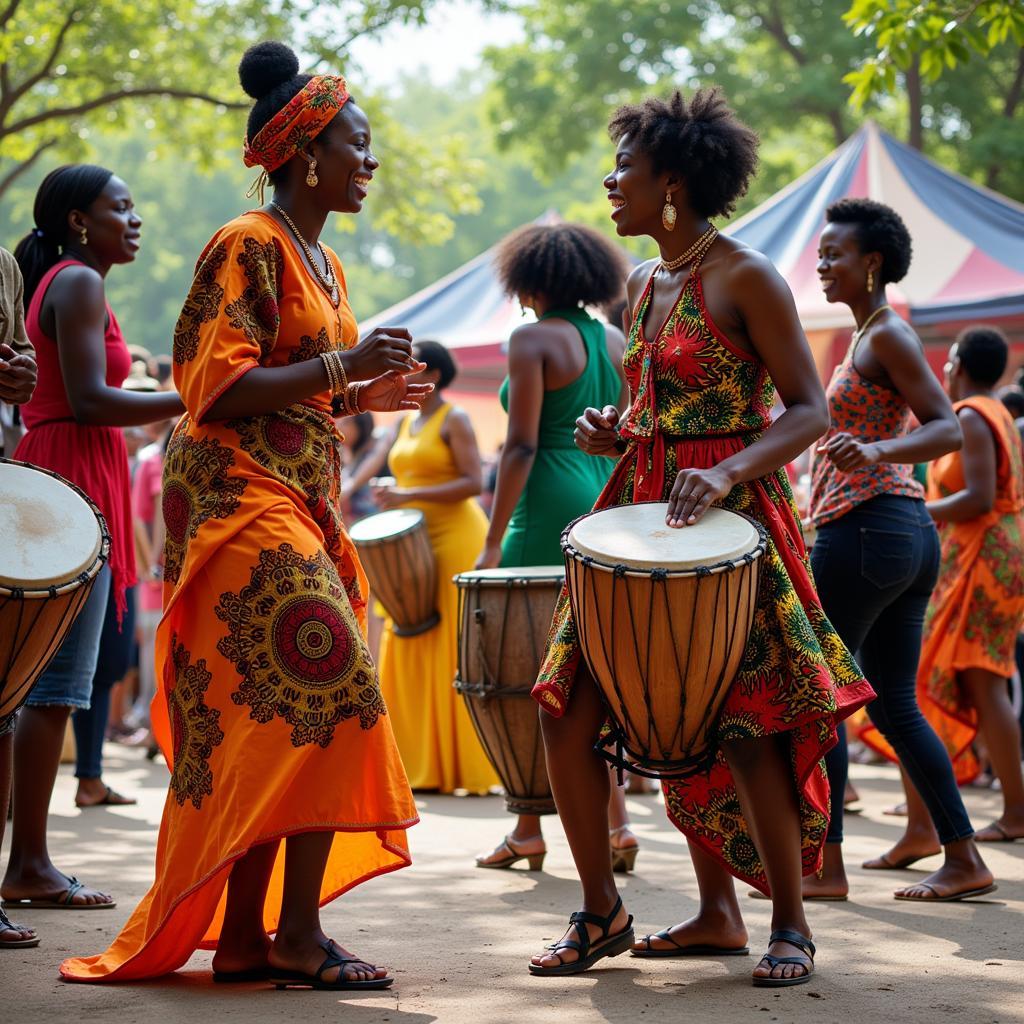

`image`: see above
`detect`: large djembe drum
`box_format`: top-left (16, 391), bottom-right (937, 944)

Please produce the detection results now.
top-left (0, 459), bottom-right (110, 731)
top-left (562, 502), bottom-right (767, 779)
top-left (350, 508), bottom-right (440, 636)
top-left (454, 567), bottom-right (564, 814)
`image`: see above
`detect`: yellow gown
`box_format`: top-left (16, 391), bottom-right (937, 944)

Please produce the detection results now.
top-left (377, 403), bottom-right (498, 793)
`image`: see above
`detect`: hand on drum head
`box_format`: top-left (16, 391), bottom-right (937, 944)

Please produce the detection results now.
top-left (667, 466), bottom-right (735, 527)
top-left (370, 478), bottom-right (407, 511)
top-left (474, 540), bottom-right (503, 570)
top-left (0, 344), bottom-right (37, 405)
top-left (574, 405), bottom-right (621, 457)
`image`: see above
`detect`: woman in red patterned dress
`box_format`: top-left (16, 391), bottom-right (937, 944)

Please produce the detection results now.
top-left (527, 90), bottom-right (873, 988)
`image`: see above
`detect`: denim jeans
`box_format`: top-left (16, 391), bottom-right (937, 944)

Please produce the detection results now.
top-left (811, 495), bottom-right (974, 846)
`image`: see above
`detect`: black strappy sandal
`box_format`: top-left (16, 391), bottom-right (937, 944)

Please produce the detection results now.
top-left (528, 896), bottom-right (635, 976)
top-left (269, 940), bottom-right (394, 990)
top-left (752, 929), bottom-right (815, 988)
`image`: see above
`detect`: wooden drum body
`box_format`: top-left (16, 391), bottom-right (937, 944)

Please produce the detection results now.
top-left (350, 509), bottom-right (440, 637)
top-left (454, 567), bottom-right (563, 814)
top-left (563, 503), bottom-right (766, 779)
top-left (0, 459), bottom-right (110, 726)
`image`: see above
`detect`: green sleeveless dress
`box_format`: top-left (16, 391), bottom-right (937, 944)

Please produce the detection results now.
top-left (498, 307), bottom-right (621, 567)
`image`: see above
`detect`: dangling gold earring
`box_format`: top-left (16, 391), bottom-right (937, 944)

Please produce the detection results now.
top-left (866, 269), bottom-right (874, 293)
top-left (306, 157), bottom-right (319, 188)
top-left (79, 227), bottom-right (88, 246)
top-left (662, 192), bottom-right (677, 231)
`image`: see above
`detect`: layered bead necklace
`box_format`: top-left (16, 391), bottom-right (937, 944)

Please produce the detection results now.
top-left (660, 224), bottom-right (718, 273)
top-left (271, 201), bottom-right (339, 305)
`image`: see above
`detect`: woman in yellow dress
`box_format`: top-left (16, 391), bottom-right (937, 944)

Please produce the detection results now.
top-left (371, 342), bottom-right (498, 793)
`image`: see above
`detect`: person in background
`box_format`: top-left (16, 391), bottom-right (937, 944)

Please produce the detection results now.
top-left (2, 164), bottom-right (182, 914)
top-left (997, 384), bottom-right (1024, 449)
top-left (474, 221), bottom-right (641, 873)
top-left (0, 246), bottom-right (39, 950)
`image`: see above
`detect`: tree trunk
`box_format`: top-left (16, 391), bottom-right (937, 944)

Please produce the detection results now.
top-left (987, 49), bottom-right (1024, 189)
top-left (906, 59), bottom-right (923, 150)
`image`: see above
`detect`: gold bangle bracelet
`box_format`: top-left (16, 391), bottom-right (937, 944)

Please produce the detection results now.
top-left (319, 353), bottom-right (337, 395)
top-left (335, 351), bottom-right (349, 393)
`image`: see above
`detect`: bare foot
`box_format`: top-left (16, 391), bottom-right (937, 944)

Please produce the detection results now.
top-left (802, 844), bottom-right (848, 899)
top-left (752, 931), bottom-right (814, 982)
top-left (632, 907), bottom-right (747, 954)
top-left (269, 934), bottom-right (388, 984)
top-left (894, 858), bottom-right (995, 900)
top-left (975, 818), bottom-right (1024, 843)
top-left (1, 869), bottom-right (114, 907)
top-left (862, 830), bottom-right (941, 870)
top-left (212, 932), bottom-right (272, 976)
top-left (531, 899), bottom-right (630, 970)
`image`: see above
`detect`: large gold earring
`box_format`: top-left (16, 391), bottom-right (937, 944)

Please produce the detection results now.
top-left (866, 269), bottom-right (874, 293)
top-left (306, 157), bottom-right (319, 188)
top-left (79, 227), bottom-right (88, 246)
top-left (661, 192), bottom-right (677, 231)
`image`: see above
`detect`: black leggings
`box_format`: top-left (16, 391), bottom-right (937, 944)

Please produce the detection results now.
top-left (811, 495), bottom-right (974, 846)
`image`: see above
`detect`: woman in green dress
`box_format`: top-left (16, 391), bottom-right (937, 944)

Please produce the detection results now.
top-left (475, 222), bottom-right (637, 870)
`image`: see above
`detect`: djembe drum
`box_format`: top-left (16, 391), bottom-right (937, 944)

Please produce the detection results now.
top-left (454, 567), bottom-right (563, 814)
top-left (562, 502), bottom-right (767, 779)
top-left (350, 508), bottom-right (440, 636)
top-left (0, 459), bottom-right (110, 730)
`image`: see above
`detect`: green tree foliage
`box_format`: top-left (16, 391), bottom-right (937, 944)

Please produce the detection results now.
top-left (0, 0), bottom-right (482, 241)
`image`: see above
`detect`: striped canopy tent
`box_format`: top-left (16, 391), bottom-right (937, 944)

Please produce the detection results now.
top-left (728, 122), bottom-right (1024, 379)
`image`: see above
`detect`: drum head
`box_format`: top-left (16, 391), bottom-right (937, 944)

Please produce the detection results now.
top-left (455, 566), bottom-right (564, 586)
top-left (567, 504), bottom-right (759, 570)
top-left (349, 508), bottom-right (423, 543)
top-left (0, 462), bottom-right (103, 588)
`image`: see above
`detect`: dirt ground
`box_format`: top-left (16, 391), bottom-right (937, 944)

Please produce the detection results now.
top-left (4, 744), bottom-right (1023, 1024)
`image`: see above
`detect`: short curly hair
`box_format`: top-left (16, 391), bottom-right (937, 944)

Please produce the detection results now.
top-left (493, 223), bottom-right (628, 309)
top-left (957, 326), bottom-right (1008, 386)
top-left (825, 198), bottom-right (913, 285)
top-left (607, 88), bottom-right (759, 219)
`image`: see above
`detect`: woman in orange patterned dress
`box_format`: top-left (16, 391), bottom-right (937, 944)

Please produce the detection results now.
top-left (60, 42), bottom-right (431, 988)
top-left (527, 90), bottom-right (873, 988)
top-left (864, 327), bottom-right (1024, 847)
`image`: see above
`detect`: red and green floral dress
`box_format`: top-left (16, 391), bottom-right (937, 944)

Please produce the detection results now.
top-left (532, 265), bottom-right (874, 893)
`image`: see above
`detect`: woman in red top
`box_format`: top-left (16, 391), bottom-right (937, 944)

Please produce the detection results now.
top-left (2, 165), bottom-right (182, 915)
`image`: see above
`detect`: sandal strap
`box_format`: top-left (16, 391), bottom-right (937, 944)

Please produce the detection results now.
top-left (568, 896), bottom-right (623, 939)
top-left (61, 876), bottom-right (84, 906)
top-left (760, 954), bottom-right (811, 970)
top-left (768, 929), bottom-right (815, 961)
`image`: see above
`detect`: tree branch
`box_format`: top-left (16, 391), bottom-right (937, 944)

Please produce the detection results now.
top-left (0, 138), bottom-right (56, 201)
top-left (2, 6), bottom-right (82, 120)
top-left (1003, 47), bottom-right (1024, 119)
top-left (756, 0), bottom-right (807, 67)
top-left (3, 87), bottom-right (247, 135)
top-left (0, 0), bottom-right (22, 31)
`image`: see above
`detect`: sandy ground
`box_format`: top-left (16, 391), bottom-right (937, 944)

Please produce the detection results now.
top-left (4, 744), bottom-right (1023, 1024)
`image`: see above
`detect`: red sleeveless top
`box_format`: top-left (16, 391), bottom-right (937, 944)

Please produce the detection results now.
top-left (14, 260), bottom-right (136, 617)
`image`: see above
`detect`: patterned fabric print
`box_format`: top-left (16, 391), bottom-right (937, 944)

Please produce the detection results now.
top-left (173, 243), bottom-right (228, 365)
top-left (809, 350), bottom-right (923, 526)
top-left (162, 429), bottom-right (247, 585)
top-left (980, 519), bottom-right (1024, 595)
top-left (166, 635), bottom-right (224, 811)
top-left (964, 585), bottom-right (1019, 663)
top-left (532, 269), bottom-right (872, 891)
top-left (288, 326), bottom-right (334, 365)
top-left (216, 543), bottom-right (385, 747)
top-left (224, 238), bottom-right (283, 359)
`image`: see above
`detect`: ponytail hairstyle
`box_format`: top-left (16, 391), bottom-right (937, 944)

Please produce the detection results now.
top-left (13, 163), bottom-right (114, 312)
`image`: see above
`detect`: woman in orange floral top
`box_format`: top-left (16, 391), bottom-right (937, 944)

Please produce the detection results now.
top-left (864, 326), bottom-right (1024, 846)
top-left (809, 199), bottom-right (993, 904)
top-left (61, 42), bottom-right (431, 988)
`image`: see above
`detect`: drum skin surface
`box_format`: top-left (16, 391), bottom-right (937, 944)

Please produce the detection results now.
top-left (350, 509), bottom-right (439, 636)
top-left (454, 568), bottom-right (563, 814)
top-left (563, 502), bottom-right (766, 778)
top-left (0, 459), bottom-right (109, 720)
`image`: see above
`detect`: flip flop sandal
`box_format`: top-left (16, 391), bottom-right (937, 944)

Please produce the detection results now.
top-left (0, 907), bottom-right (40, 949)
top-left (752, 929), bottom-right (815, 988)
top-left (631, 928), bottom-right (749, 959)
top-left (270, 940), bottom-right (393, 990)
top-left (1, 874), bottom-right (116, 910)
top-left (975, 822), bottom-right (1022, 843)
top-left (528, 896), bottom-right (635, 976)
top-left (476, 834), bottom-right (546, 871)
top-left (861, 851), bottom-right (939, 870)
top-left (894, 882), bottom-right (998, 903)
top-left (748, 889), bottom-right (848, 902)
top-left (213, 966), bottom-right (271, 983)
top-left (75, 785), bottom-right (136, 808)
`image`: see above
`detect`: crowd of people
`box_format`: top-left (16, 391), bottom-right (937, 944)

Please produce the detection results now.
top-left (0, 37), bottom-right (1021, 995)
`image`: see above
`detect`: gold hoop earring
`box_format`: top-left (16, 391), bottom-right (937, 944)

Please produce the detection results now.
top-left (306, 157), bottom-right (319, 188)
top-left (866, 269), bottom-right (874, 293)
top-left (79, 227), bottom-right (88, 246)
top-left (661, 192), bottom-right (677, 232)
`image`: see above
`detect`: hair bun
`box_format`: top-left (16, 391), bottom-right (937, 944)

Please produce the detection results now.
top-left (239, 41), bottom-right (300, 101)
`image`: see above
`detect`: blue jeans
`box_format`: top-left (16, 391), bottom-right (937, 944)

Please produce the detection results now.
top-left (73, 584), bottom-right (136, 780)
top-left (22, 565), bottom-right (111, 711)
top-left (811, 495), bottom-right (974, 846)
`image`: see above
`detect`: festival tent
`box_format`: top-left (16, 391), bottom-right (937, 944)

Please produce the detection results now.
top-left (727, 122), bottom-right (1024, 378)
